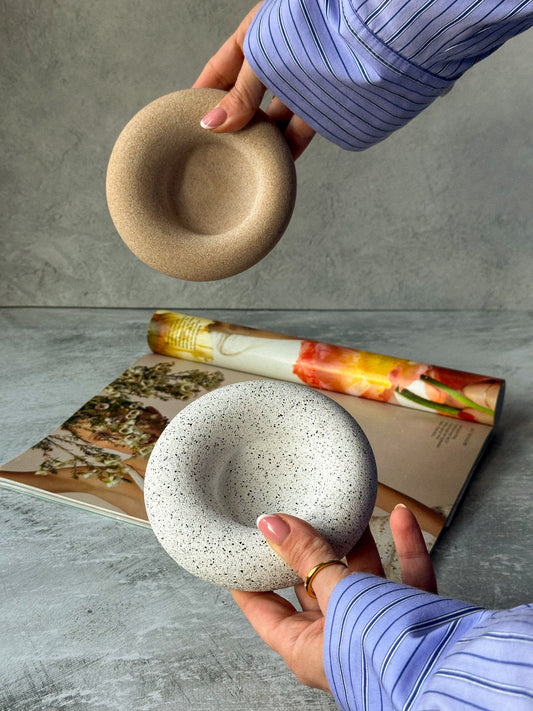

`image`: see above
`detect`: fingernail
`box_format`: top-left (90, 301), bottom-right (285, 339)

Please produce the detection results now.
top-left (200, 106), bottom-right (227, 129)
top-left (394, 503), bottom-right (408, 511)
top-left (257, 514), bottom-right (290, 545)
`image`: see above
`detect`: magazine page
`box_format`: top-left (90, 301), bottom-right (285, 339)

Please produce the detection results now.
top-left (0, 353), bottom-right (494, 581)
top-left (148, 310), bottom-right (505, 426)
top-left (0, 355), bottom-right (226, 527)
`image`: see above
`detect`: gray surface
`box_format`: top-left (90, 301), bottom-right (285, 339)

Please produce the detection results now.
top-left (1, 2), bottom-right (533, 309)
top-left (1, 307), bottom-right (532, 710)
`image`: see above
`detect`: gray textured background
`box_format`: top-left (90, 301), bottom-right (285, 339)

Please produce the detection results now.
top-left (1, 0), bottom-right (532, 309)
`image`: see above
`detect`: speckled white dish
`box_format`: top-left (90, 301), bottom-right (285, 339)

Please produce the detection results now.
top-left (144, 380), bottom-right (377, 591)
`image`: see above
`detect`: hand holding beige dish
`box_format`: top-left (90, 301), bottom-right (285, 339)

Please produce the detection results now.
top-left (106, 88), bottom-right (296, 281)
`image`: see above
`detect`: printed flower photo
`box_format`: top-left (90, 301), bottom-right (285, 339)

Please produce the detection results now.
top-left (0, 360), bottom-right (224, 519)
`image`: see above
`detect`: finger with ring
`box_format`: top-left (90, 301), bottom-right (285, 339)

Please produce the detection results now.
top-left (304, 559), bottom-right (348, 599)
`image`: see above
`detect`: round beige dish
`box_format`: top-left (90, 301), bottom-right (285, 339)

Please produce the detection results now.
top-left (106, 88), bottom-right (297, 281)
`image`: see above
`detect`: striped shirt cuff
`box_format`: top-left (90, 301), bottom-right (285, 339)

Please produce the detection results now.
top-left (323, 573), bottom-right (486, 710)
top-left (243, 0), bottom-right (533, 150)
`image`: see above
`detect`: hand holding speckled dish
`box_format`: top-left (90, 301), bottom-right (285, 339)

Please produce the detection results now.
top-left (106, 88), bottom-right (296, 281)
top-left (144, 380), bottom-right (377, 591)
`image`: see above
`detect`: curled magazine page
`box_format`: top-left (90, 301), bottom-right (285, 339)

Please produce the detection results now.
top-left (148, 310), bottom-right (504, 426)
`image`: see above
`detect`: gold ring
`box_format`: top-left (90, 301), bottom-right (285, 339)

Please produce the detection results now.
top-left (304, 559), bottom-right (348, 599)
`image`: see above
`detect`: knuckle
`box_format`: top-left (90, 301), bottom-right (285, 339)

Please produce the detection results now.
top-left (288, 532), bottom-right (329, 577)
top-left (204, 58), bottom-right (228, 88)
top-left (229, 82), bottom-right (255, 111)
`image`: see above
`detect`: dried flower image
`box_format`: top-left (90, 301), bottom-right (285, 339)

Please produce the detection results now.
top-left (0, 361), bottom-right (224, 518)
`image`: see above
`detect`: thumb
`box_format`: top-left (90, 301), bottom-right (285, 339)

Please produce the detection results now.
top-left (257, 514), bottom-right (351, 611)
top-left (200, 60), bottom-right (266, 133)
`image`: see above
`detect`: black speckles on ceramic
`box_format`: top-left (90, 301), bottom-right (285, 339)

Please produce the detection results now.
top-left (144, 380), bottom-right (377, 591)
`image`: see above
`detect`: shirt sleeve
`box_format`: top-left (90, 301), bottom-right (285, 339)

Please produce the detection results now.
top-left (324, 573), bottom-right (533, 711)
top-left (243, 0), bottom-right (533, 150)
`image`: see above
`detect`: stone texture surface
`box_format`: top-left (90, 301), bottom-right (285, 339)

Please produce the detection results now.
top-left (145, 380), bottom-right (377, 590)
top-left (106, 89), bottom-right (296, 281)
top-left (1, 2), bottom-right (532, 308)
top-left (0, 308), bottom-right (532, 709)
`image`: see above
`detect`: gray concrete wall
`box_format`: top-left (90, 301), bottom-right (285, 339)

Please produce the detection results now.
top-left (1, 1), bottom-right (532, 309)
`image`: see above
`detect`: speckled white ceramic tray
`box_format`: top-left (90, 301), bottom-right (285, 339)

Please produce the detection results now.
top-left (144, 380), bottom-right (377, 591)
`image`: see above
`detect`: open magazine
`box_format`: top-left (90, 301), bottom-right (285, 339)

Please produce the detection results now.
top-left (0, 310), bottom-right (505, 580)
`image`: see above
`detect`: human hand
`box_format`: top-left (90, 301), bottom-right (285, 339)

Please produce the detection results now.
top-left (231, 504), bottom-right (437, 692)
top-left (193, 3), bottom-right (315, 159)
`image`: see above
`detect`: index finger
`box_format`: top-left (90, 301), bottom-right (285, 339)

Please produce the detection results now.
top-left (193, 3), bottom-right (262, 90)
top-left (345, 526), bottom-right (385, 578)
top-left (390, 504), bottom-right (438, 593)
top-left (193, 33), bottom-right (244, 90)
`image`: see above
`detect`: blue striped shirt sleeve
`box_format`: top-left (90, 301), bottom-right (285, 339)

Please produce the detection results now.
top-left (323, 573), bottom-right (533, 711)
top-left (243, 0), bottom-right (533, 150)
